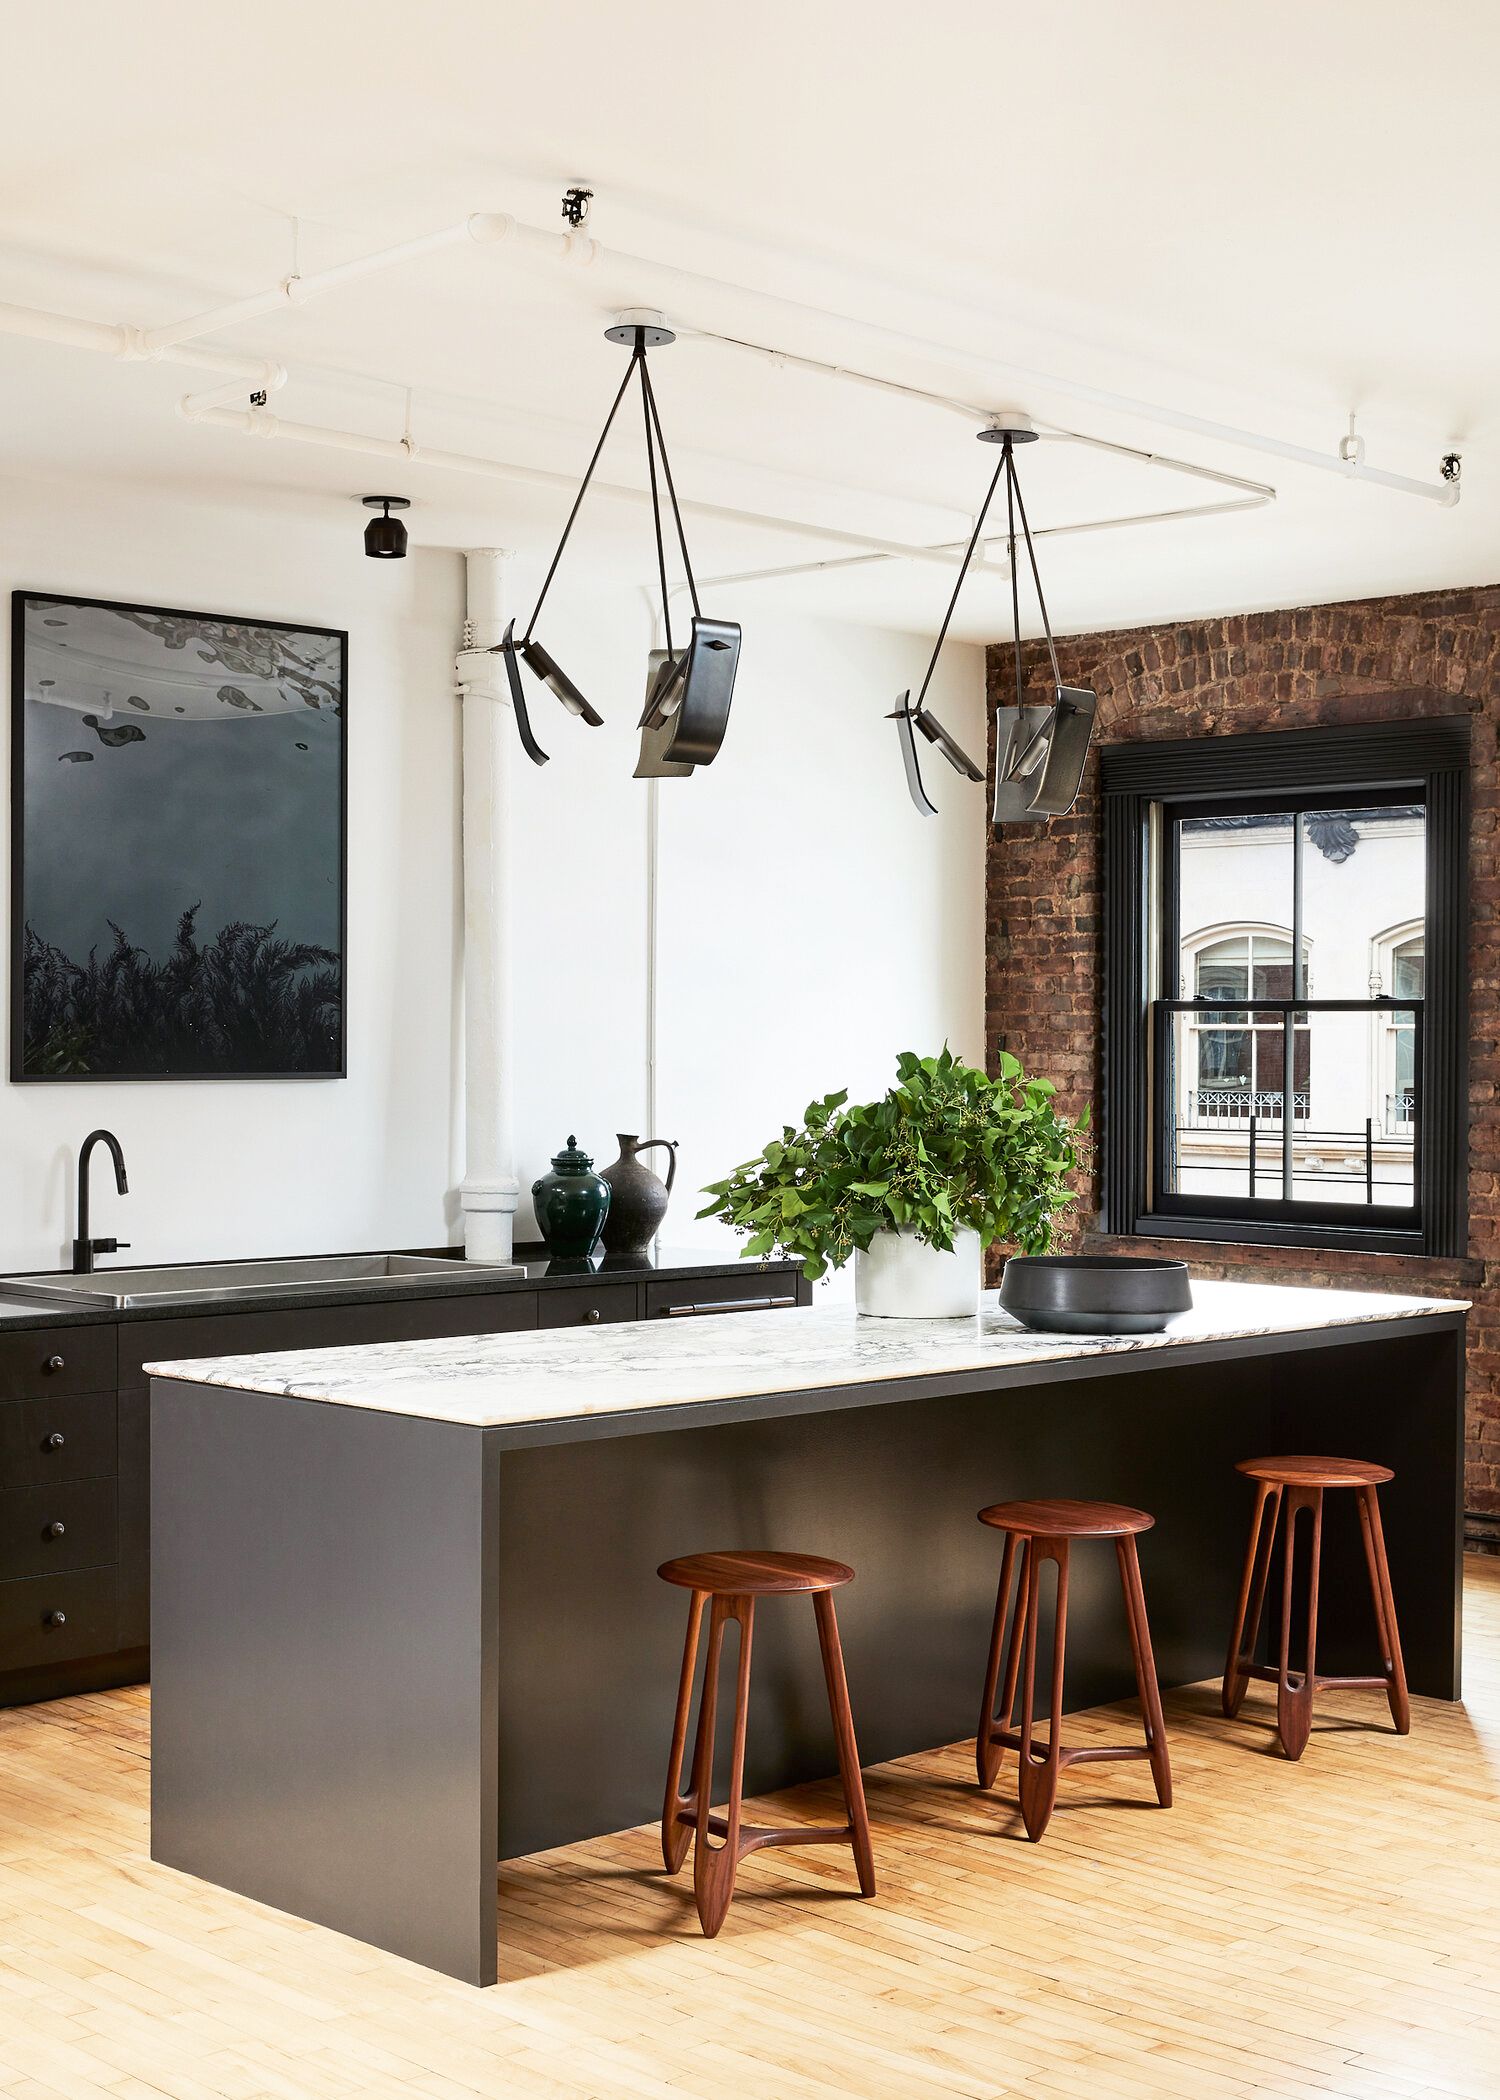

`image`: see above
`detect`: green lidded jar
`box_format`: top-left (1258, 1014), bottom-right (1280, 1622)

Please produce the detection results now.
top-left (531, 1135), bottom-right (611, 1260)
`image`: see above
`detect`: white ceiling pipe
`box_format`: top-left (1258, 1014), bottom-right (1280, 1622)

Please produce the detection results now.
top-left (133, 199), bottom-right (1456, 504)
top-left (141, 213), bottom-right (593, 354)
top-left (695, 491), bottom-right (1275, 594)
top-left (679, 328), bottom-right (1278, 504)
top-left (178, 398), bottom-right (1010, 572)
top-left (455, 548), bottom-right (521, 1268)
top-left (0, 297), bottom-right (285, 389)
top-left (506, 216), bottom-right (1462, 506)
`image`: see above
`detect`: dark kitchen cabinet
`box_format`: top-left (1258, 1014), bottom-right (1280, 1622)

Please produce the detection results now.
top-left (0, 1255), bottom-right (803, 1709)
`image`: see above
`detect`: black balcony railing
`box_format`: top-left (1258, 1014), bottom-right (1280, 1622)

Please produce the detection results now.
top-left (1186, 1088), bottom-right (1309, 1126)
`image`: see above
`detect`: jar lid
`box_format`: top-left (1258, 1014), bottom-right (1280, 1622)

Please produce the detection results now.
top-left (550, 1134), bottom-right (594, 1173)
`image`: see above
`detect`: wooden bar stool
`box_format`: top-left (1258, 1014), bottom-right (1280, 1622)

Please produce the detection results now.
top-left (1223, 1455), bottom-right (1410, 1761)
top-left (975, 1499), bottom-right (1172, 1842)
top-left (658, 1549), bottom-right (876, 1937)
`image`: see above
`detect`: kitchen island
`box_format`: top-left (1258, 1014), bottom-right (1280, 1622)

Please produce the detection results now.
top-left (148, 1279), bottom-right (1465, 1985)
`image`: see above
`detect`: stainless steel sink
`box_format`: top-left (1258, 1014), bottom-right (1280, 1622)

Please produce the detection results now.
top-left (0, 1253), bottom-right (523, 1311)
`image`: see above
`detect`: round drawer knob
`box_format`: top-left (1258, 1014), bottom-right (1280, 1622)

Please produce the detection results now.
top-left (44, 1610), bottom-right (67, 1627)
top-left (585, 1308), bottom-right (601, 1323)
top-left (46, 1521), bottom-right (66, 1539)
top-left (45, 1354), bottom-right (65, 1373)
top-left (45, 1432), bottom-right (66, 1450)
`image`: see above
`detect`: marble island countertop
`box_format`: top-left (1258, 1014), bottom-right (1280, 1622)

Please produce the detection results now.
top-left (144, 1277), bottom-right (1467, 1432)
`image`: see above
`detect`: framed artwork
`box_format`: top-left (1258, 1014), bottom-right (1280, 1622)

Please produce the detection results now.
top-left (10, 591), bottom-right (347, 1080)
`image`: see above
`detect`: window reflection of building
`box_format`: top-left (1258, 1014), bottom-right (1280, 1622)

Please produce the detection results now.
top-left (1169, 806), bottom-right (1424, 1211)
top-left (1186, 929), bottom-right (1309, 1124)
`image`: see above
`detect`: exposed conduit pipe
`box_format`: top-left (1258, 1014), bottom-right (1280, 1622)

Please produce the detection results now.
top-left (454, 548), bottom-right (522, 1267)
top-left (139, 213), bottom-right (595, 354)
top-left (692, 491), bottom-right (1275, 594)
top-left (177, 399), bottom-right (1014, 574)
top-left (0, 297), bottom-right (285, 392)
top-left (138, 205), bottom-right (1460, 505)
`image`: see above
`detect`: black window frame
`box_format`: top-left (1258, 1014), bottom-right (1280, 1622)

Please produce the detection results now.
top-left (1101, 718), bottom-right (1469, 1258)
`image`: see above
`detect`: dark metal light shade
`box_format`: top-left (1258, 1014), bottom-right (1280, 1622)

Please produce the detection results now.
top-left (519, 640), bottom-right (604, 727)
top-left (634, 649), bottom-right (695, 778)
top-left (498, 621), bottom-right (550, 767)
top-left (992, 685), bottom-right (1097, 822)
top-left (887, 690), bottom-right (983, 817)
top-left (361, 496), bottom-right (409, 559)
top-left (639, 616), bottom-right (740, 766)
top-left (915, 706), bottom-right (984, 781)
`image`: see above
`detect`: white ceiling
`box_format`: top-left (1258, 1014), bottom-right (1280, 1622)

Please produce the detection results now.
top-left (0, 0), bottom-right (1495, 641)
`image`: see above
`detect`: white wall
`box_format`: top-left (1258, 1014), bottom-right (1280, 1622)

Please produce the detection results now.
top-left (0, 475), bottom-right (986, 1279)
top-left (0, 473), bottom-right (464, 1271)
top-left (497, 569), bottom-right (986, 1266)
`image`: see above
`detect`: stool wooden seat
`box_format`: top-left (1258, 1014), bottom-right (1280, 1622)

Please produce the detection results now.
top-left (1223, 1455), bottom-right (1409, 1761)
top-left (975, 1499), bottom-right (1171, 1842)
top-left (659, 1549), bottom-right (875, 1937)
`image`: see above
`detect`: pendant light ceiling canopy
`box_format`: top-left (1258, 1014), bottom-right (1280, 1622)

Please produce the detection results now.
top-left (891, 416), bottom-right (1095, 823)
top-left (495, 312), bottom-right (740, 773)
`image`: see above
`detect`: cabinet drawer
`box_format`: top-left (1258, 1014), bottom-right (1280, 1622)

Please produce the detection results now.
top-left (645, 1273), bottom-right (801, 1319)
top-left (0, 1479), bottom-right (118, 1582)
top-left (0, 1325), bottom-right (116, 1401)
top-left (0, 1566), bottom-right (117, 1673)
top-left (120, 1290), bottom-right (539, 1388)
top-left (538, 1284), bottom-right (639, 1329)
top-left (0, 1390), bottom-right (117, 1489)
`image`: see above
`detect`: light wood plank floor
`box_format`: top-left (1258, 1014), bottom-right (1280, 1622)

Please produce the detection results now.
top-left (1, 1558), bottom-right (1497, 2100)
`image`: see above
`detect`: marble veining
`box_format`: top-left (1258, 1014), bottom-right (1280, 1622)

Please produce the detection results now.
top-left (143, 1278), bottom-right (1467, 1430)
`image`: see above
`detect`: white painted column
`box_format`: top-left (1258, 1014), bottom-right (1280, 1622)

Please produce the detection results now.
top-left (455, 549), bottom-right (521, 1264)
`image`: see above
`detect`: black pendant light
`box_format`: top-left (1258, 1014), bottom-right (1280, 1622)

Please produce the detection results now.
top-left (891, 418), bottom-right (1095, 820)
top-left (498, 313), bottom-right (740, 771)
top-left (362, 495), bottom-right (409, 559)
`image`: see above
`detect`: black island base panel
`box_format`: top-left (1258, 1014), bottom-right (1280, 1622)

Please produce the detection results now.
top-left (148, 1298), bottom-right (1464, 1986)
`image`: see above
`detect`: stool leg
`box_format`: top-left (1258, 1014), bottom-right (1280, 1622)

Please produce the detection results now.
top-left (1276, 1485), bottom-right (1322, 1761)
top-left (661, 1587), bottom-right (707, 1873)
top-left (976, 1531), bottom-right (1019, 1789)
top-left (1016, 1537), bottom-right (1068, 1842)
top-left (691, 1594), bottom-right (754, 1938)
top-left (1223, 1479), bottom-right (1281, 1719)
top-left (813, 1590), bottom-right (876, 1898)
top-left (1116, 1536), bottom-right (1173, 1807)
top-left (1357, 1485), bottom-right (1411, 1735)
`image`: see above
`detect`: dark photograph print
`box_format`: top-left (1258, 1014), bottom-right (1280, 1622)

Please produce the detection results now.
top-left (11, 592), bottom-right (346, 1080)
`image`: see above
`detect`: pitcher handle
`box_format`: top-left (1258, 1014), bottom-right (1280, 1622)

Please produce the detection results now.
top-left (635, 1137), bottom-right (678, 1194)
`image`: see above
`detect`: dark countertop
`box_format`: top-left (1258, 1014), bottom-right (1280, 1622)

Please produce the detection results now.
top-left (0, 1244), bottom-right (797, 1332)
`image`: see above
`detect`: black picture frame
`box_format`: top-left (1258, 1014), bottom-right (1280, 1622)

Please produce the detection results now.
top-left (10, 589), bottom-right (349, 1083)
top-left (1100, 715), bottom-right (1469, 1258)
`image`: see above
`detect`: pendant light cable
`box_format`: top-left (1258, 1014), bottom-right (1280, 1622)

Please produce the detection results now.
top-left (1007, 452), bottom-right (1063, 695)
top-left (640, 356), bottom-right (701, 621)
top-left (640, 347), bottom-right (675, 657)
top-left (912, 444), bottom-right (1007, 714)
top-left (523, 346), bottom-right (643, 643)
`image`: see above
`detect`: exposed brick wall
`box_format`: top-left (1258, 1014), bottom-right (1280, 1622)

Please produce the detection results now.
top-left (984, 584), bottom-right (1500, 1526)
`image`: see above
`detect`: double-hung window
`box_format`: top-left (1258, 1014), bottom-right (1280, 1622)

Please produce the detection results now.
top-left (1101, 720), bottom-right (1468, 1256)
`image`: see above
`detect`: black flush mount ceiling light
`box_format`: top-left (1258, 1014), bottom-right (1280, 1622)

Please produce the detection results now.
top-left (497, 312), bottom-right (741, 771)
top-left (891, 416), bottom-right (1096, 822)
top-left (362, 494), bottom-right (409, 559)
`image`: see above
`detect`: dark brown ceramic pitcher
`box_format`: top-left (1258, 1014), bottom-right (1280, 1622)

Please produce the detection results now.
top-left (600, 1133), bottom-right (678, 1257)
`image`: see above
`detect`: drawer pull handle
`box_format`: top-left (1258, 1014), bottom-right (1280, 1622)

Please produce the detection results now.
top-left (44, 1610), bottom-right (67, 1627)
top-left (585, 1308), bottom-right (601, 1323)
top-left (46, 1521), bottom-right (66, 1539)
top-left (45, 1354), bottom-right (65, 1373)
top-left (665, 1295), bottom-right (797, 1317)
top-left (46, 1432), bottom-right (66, 1450)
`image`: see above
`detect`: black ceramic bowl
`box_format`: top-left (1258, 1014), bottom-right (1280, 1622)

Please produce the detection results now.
top-left (999, 1255), bottom-right (1193, 1335)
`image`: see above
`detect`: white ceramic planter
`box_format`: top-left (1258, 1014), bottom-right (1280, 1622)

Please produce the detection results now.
top-left (854, 1227), bottom-right (981, 1318)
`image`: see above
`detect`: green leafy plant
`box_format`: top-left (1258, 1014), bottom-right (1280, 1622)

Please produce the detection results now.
top-left (699, 1046), bottom-right (1089, 1281)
